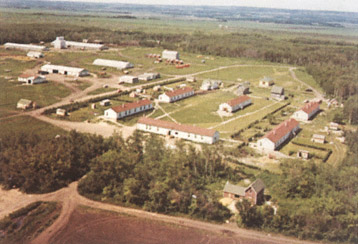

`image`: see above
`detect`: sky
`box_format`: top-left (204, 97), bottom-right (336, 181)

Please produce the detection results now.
top-left (54, 0), bottom-right (358, 13)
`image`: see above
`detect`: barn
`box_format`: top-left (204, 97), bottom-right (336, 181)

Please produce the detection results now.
top-left (18, 74), bottom-right (46, 85)
top-left (158, 87), bottom-right (194, 103)
top-left (93, 59), bottom-right (134, 70)
top-left (4, 43), bottom-right (48, 52)
top-left (162, 50), bottom-right (179, 60)
top-left (223, 179), bottom-right (265, 205)
top-left (137, 117), bottom-right (220, 144)
top-left (104, 99), bottom-right (153, 120)
top-left (219, 95), bottom-right (252, 113)
top-left (40, 64), bottom-right (90, 77)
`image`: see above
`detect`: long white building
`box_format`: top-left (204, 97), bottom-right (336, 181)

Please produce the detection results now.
top-left (257, 118), bottom-right (300, 151)
top-left (158, 87), bottom-right (194, 103)
top-left (292, 102), bottom-right (320, 121)
top-left (4, 43), bottom-right (48, 52)
top-left (137, 117), bottom-right (220, 144)
top-left (219, 95), bottom-right (252, 113)
top-left (51, 37), bottom-right (107, 50)
top-left (104, 99), bottom-right (153, 120)
top-left (162, 50), bottom-right (179, 60)
top-left (92, 59), bottom-right (134, 70)
top-left (40, 64), bottom-right (90, 77)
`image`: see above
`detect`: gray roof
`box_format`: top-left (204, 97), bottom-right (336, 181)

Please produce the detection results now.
top-left (271, 86), bottom-right (284, 94)
top-left (17, 99), bottom-right (32, 106)
top-left (223, 181), bottom-right (246, 196)
top-left (249, 179), bottom-right (265, 193)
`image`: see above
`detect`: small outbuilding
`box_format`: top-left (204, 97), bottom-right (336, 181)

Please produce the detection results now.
top-left (27, 51), bottom-right (44, 59)
top-left (56, 108), bottom-right (67, 116)
top-left (200, 79), bottom-right (221, 91)
top-left (259, 77), bottom-right (274, 87)
top-left (223, 179), bottom-right (265, 205)
top-left (297, 150), bottom-right (310, 160)
top-left (18, 74), bottom-right (46, 85)
top-left (311, 134), bottom-right (325, 144)
top-left (100, 99), bottom-right (111, 106)
top-left (237, 82), bottom-right (250, 95)
top-left (119, 75), bottom-right (139, 84)
top-left (271, 86), bottom-right (285, 100)
top-left (17, 99), bottom-right (33, 110)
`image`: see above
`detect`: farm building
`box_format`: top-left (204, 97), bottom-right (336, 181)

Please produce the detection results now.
top-left (158, 87), bottom-right (194, 103)
top-left (311, 134), bottom-right (325, 144)
top-left (223, 179), bottom-right (265, 205)
top-left (292, 101), bottom-right (320, 121)
top-left (257, 118), bottom-right (300, 151)
top-left (4, 43), bottom-right (48, 52)
top-left (100, 99), bottom-right (111, 106)
top-left (162, 50), bottom-right (179, 60)
top-left (40, 64), bottom-right (90, 77)
top-left (104, 99), bottom-right (153, 120)
top-left (18, 74), bottom-right (46, 85)
top-left (259, 77), bottom-right (274, 87)
top-left (52, 36), bottom-right (67, 49)
top-left (219, 95), bottom-right (252, 113)
top-left (56, 108), bottom-right (67, 116)
top-left (119, 75), bottom-right (139, 84)
top-left (297, 150), bottom-right (309, 160)
top-left (271, 86), bottom-right (285, 100)
top-left (51, 37), bottom-right (107, 50)
top-left (93, 59), bottom-right (134, 70)
top-left (186, 77), bottom-right (196, 82)
top-left (329, 122), bottom-right (339, 131)
top-left (137, 117), bottom-right (220, 144)
top-left (27, 51), bottom-right (44, 58)
top-left (200, 79), bottom-right (221, 91)
top-left (237, 82), bottom-right (250, 95)
top-left (138, 73), bottom-right (160, 81)
top-left (17, 99), bottom-right (33, 110)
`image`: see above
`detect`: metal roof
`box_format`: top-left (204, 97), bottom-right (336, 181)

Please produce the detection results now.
top-left (93, 59), bottom-right (133, 69)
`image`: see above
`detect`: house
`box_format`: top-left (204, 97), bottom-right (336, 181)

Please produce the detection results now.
top-left (237, 82), bottom-right (250, 95)
top-left (18, 74), bottom-right (46, 85)
top-left (100, 99), bottom-right (111, 106)
top-left (40, 64), bottom-right (89, 77)
top-left (257, 118), bottom-right (300, 151)
top-left (93, 59), bottom-right (134, 70)
top-left (119, 75), bottom-right (139, 84)
top-left (219, 95), bottom-right (252, 113)
top-left (27, 51), bottom-right (44, 59)
top-left (104, 99), bottom-right (153, 120)
top-left (200, 79), bottom-right (221, 91)
top-left (271, 86), bottom-right (285, 100)
top-left (223, 179), bottom-right (265, 205)
top-left (297, 150), bottom-right (309, 160)
top-left (138, 73), bottom-right (160, 81)
top-left (292, 102), bottom-right (320, 121)
top-left (17, 99), bottom-right (33, 110)
top-left (56, 108), bottom-right (67, 116)
top-left (311, 134), bottom-right (325, 144)
top-left (158, 87), bottom-right (194, 103)
top-left (137, 117), bottom-right (220, 144)
top-left (4, 43), bottom-right (48, 52)
top-left (162, 50), bottom-right (179, 60)
top-left (259, 77), bottom-right (274, 87)
top-left (51, 37), bottom-right (107, 50)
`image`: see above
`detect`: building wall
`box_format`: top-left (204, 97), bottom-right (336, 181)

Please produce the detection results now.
top-left (257, 138), bottom-right (275, 151)
top-left (231, 99), bottom-right (252, 112)
top-left (106, 104), bottom-right (153, 120)
top-left (104, 109), bottom-right (118, 119)
top-left (293, 110), bottom-right (309, 121)
top-left (219, 103), bottom-right (233, 113)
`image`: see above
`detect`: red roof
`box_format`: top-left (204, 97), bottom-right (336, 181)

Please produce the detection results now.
top-left (138, 117), bottom-right (217, 137)
top-left (300, 102), bottom-right (319, 115)
top-left (111, 99), bottom-right (152, 113)
top-left (227, 95), bottom-right (251, 107)
top-left (165, 87), bottom-right (194, 98)
top-left (264, 118), bottom-right (299, 143)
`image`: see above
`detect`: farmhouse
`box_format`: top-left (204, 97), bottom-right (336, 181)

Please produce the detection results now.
top-left (158, 87), bottom-right (194, 103)
top-left (27, 51), bottom-right (44, 59)
top-left (93, 59), bottom-right (134, 70)
top-left (162, 50), bottom-right (179, 60)
top-left (17, 99), bottom-right (33, 110)
top-left (223, 179), bottom-right (265, 205)
top-left (18, 74), bottom-right (46, 85)
top-left (40, 64), bottom-right (89, 77)
top-left (292, 101), bottom-right (320, 121)
top-left (257, 118), bottom-right (300, 151)
top-left (259, 76), bottom-right (274, 87)
top-left (119, 75), bottom-right (139, 84)
top-left (219, 95), bottom-right (252, 113)
top-left (200, 79), bottom-right (221, 91)
top-left (271, 86), bottom-right (285, 100)
top-left (4, 43), bottom-right (48, 52)
top-left (138, 73), bottom-right (160, 81)
top-left (104, 99), bottom-right (153, 120)
top-left (137, 117), bottom-right (220, 144)
top-left (311, 134), bottom-right (325, 144)
top-left (51, 37), bottom-right (107, 50)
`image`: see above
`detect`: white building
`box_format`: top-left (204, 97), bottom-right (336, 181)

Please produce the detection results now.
top-left (100, 99), bottom-right (111, 106)
top-left (51, 37), bottom-right (107, 50)
top-left (292, 102), bottom-right (320, 121)
top-left (40, 64), bottom-right (90, 77)
top-left (56, 108), bottom-right (67, 116)
top-left (104, 99), bottom-right (153, 120)
top-left (18, 74), bottom-right (46, 85)
top-left (219, 95), bottom-right (252, 113)
top-left (162, 50), bottom-right (179, 60)
top-left (93, 59), bottom-right (134, 70)
top-left (200, 79), bottom-right (221, 91)
top-left (119, 75), bottom-right (139, 84)
top-left (257, 118), bottom-right (300, 151)
top-left (311, 134), bottom-right (325, 144)
top-left (137, 117), bottom-right (220, 144)
top-left (4, 43), bottom-right (48, 52)
top-left (271, 86), bottom-right (285, 100)
top-left (138, 73), bottom-right (160, 81)
top-left (259, 77), bottom-right (274, 87)
top-left (27, 51), bottom-right (44, 59)
top-left (17, 99), bottom-right (33, 110)
top-left (158, 87), bottom-right (194, 103)
top-left (52, 36), bottom-right (67, 49)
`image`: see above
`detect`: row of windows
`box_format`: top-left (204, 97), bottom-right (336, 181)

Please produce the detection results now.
top-left (144, 125), bottom-right (205, 140)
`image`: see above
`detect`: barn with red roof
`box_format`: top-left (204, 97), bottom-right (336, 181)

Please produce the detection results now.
top-left (219, 95), bottom-right (252, 113)
top-left (292, 101), bottom-right (320, 121)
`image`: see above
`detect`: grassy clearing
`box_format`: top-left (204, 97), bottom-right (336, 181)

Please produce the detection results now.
top-left (87, 87), bottom-right (117, 95)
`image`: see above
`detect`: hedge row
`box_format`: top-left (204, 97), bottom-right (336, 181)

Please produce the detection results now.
top-left (291, 140), bottom-right (332, 162)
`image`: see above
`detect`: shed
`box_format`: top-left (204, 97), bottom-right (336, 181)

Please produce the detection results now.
top-left (27, 51), bottom-right (44, 59)
top-left (162, 50), bottom-right (179, 60)
top-left (119, 75), bottom-right (139, 84)
top-left (17, 99), bottom-right (33, 110)
top-left (271, 86), bottom-right (285, 100)
top-left (311, 134), bottom-right (325, 144)
top-left (297, 150), bottom-right (309, 160)
top-left (259, 77), bottom-right (274, 87)
top-left (56, 108), bottom-right (67, 116)
top-left (100, 99), bottom-right (111, 106)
